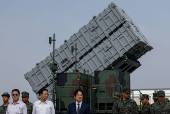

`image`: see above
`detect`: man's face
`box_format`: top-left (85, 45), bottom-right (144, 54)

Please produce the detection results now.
top-left (141, 98), bottom-right (148, 105)
top-left (22, 97), bottom-right (29, 103)
top-left (40, 90), bottom-right (48, 101)
top-left (2, 96), bottom-right (9, 103)
top-left (12, 91), bottom-right (20, 101)
top-left (158, 96), bottom-right (165, 103)
top-left (114, 97), bottom-right (120, 102)
top-left (74, 91), bottom-right (83, 103)
top-left (122, 92), bottom-right (130, 99)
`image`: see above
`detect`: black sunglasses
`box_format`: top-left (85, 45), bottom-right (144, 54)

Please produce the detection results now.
top-left (12, 94), bottom-right (18, 96)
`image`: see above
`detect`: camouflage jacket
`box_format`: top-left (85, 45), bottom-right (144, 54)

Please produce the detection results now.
top-left (0, 105), bottom-right (8, 114)
top-left (114, 99), bottom-right (139, 114)
top-left (26, 101), bottom-right (33, 114)
top-left (150, 101), bottom-right (170, 114)
top-left (112, 100), bottom-right (118, 114)
top-left (141, 103), bottom-right (150, 114)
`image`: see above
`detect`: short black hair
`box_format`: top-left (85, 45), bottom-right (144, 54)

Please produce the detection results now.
top-left (74, 89), bottom-right (83, 97)
top-left (38, 88), bottom-right (48, 96)
top-left (146, 98), bottom-right (149, 100)
top-left (12, 89), bottom-right (20, 94)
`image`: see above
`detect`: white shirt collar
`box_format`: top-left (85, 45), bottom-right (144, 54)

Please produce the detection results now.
top-left (11, 100), bottom-right (20, 104)
top-left (76, 101), bottom-right (82, 105)
top-left (39, 100), bottom-right (48, 104)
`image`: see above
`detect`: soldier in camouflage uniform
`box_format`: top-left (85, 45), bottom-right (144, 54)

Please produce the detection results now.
top-left (165, 98), bottom-right (170, 102)
top-left (152, 93), bottom-right (158, 103)
top-left (140, 94), bottom-right (150, 114)
top-left (0, 92), bottom-right (10, 114)
top-left (150, 90), bottom-right (170, 114)
top-left (113, 87), bottom-right (139, 114)
top-left (112, 92), bottom-right (121, 114)
top-left (21, 91), bottom-right (33, 114)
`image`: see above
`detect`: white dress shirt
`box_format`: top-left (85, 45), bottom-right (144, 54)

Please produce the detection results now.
top-left (32, 100), bottom-right (55, 114)
top-left (76, 101), bottom-right (82, 112)
top-left (6, 101), bottom-right (27, 114)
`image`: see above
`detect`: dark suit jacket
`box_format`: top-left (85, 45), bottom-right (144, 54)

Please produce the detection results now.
top-left (67, 101), bottom-right (90, 114)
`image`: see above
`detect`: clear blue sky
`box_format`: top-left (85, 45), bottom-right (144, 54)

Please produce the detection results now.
top-left (0, 0), bottom-right (170, 103)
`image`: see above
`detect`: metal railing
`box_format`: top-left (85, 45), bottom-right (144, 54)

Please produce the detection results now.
top-left (131, 90), bottom-right (142, 111)
top-left (90, 84), bottom-right (122, 113)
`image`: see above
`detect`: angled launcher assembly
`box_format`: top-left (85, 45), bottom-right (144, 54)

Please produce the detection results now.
top-left (24, 2), bottom-right (153, 98)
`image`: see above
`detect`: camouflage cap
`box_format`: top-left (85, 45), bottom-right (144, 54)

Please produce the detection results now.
top-left (165, 98), bottom-right (170, 102)
top-left (122, 87), bottom-right (130, 94)
top-left (21, 91), bottom-right (29, 97)
top-left (140, 94), bottom-right (149, 100)
top-left (1, 92), bottom-right (10, 97)
top-left (157, 90), bottom-right (165, 97)
top-left (113, 92), bottom-right (121, 99)
top-left (153, 93), bottom-right (158, 99)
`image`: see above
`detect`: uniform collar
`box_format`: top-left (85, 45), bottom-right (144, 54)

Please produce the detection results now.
top-left (158, 101), bottom-right (164, 104)
top-left (3, 102), bottom-right (9, 106)
top-left (122, 98), bottom-right (130, 102)
top-left (26, 101), bottom-right (30, 105)
top-left (142, 102), bottom-right (150, 108)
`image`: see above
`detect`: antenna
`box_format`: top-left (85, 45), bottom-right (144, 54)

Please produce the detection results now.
top-left (48, 33), bottom-right (58, 105)
top-left (71, 43), bottom-right (78, 72)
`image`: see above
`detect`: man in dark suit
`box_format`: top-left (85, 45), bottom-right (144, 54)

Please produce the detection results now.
top-left (67, 89), bottom-right (90, 114)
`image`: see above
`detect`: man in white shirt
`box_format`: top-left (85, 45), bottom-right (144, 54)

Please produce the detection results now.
top-left (6, 89), bottom-right (27, 114)
top-left (32, 88), bottom-right (55, 114)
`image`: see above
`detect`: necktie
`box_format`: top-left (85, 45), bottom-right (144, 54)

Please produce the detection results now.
top-left (77, 103), bottom-right (80, 114)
